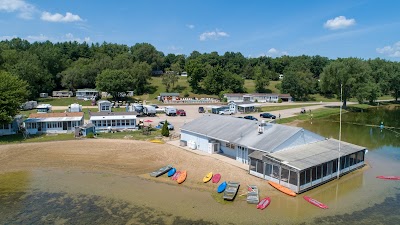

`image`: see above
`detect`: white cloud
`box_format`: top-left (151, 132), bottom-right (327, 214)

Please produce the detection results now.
top-left (0, 35), bottom-right (17, 40)
top-left (264, 48), bottom-right (288, 57)
top-left (187, 24), bottom-right (195, 29)
top-left (41, 11), bottom-right (82, 22)
top-left (0, 0), bottom-right (36, 19)
top-left (376, 41), bottom-right (400, 57)
top-left (26, 34), bottom-right (48, 42)
top-left (167, 45), bottom-right (183, 51)
top-left (62, 33), bottom-right (90, 42)
top-left (324, 16), bottom-right (356, 30)
top-left (199, 29), bottom-right (229, 41)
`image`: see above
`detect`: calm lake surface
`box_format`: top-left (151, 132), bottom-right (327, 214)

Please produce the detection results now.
top-left (1, 105), bottom-right (399, 225)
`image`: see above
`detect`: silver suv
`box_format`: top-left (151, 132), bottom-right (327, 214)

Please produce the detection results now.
top-left (159, 121), bottom-right (174, 130)
top-left (219, 109), bottom-right (234, 115)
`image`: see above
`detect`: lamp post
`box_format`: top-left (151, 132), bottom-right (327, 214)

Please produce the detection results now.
top-left (337, 83), bottom-right (342, 179)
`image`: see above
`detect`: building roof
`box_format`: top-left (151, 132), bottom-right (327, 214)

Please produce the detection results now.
top-left (160, 93), bottom-right (180, 96)
top-left (97, 100), bottom-right (111, 104)
top-left (36, 104), bottom-right (52, 108)
top-left (237, 103), bottom-right (262, 108)
top-left (224, 93), bottom-right (282, 97)
top-left (76, 89), bottom-right (98, 92)
top-left (268, 139), bottom-right (366, 170)
top-left (181, 115), bottom-right (324, 153)
top-left (29, 112), bottom-right (83, 118)
top-left (89, 112), bottom-right (137, 121)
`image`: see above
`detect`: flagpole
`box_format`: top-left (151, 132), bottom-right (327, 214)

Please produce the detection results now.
top-left (337, 83), bottom-right (342, 179)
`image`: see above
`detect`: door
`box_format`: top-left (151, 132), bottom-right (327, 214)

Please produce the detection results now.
top-left (63, 122), bottom-right (68, 130)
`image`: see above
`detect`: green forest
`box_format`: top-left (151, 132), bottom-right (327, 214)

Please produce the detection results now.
top-left (1, 38), bottom-right (400, 112)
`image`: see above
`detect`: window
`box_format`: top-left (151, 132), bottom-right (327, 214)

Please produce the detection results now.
top-left (312, 167), bottom-right (317, 181)
top-left (289, 170), bottom-right (298, 186)
top-left (281, 168), bottom-right (289, 182)
top-left (112, 120), bottom-right (116, 126)
top-left (256, 160), bottom-right (263, 174)
top-left (102, 120), bottom-right (106, 127)
top-left (272, 165), bottom-right (279, 179)
top-left (316, 165), bottom-right (322, 179)
top-left (323, 163), bottom-right (328, 177)
top-left (300, 171), bottom-right (306, 185)
top-left (265, 163), bottom-right (273, 177)
top-left (117, 120), bottom-right (120, 126)
top-left (332, 159), bottom-right (338, 173)
top-left (121, 120), bottom-right (125, 126)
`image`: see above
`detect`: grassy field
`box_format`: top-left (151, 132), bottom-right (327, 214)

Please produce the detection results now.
top-left (38, 97), bottom-right (94, 106)
top-left (260, 104), bottom-right (320, 112)
top-left (0, 133), bottom-right (76, 145)
top-left (96, 129), bottom-right (162, 140)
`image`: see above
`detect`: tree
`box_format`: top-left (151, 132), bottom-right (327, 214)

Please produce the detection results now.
top-left (162, 72), bottom-right (179, 92)
top-left (0, 71), bottom-right (29, 124)
top-left (130, 43), bottom-right (164, 71)
top-left (161, 120), bottom-right (169, 137)
top-left (96, 69), bottom-right (134, 100)
top-left (320, 58), bottom-right (372, 107)
top-left (130, 62), bottom-right (152, 95)
top-left (281, 71), bottom-right (315, 100)
top-left (254, 64), bottom-right (272, 93)
top-left (389, 62), bottom-right (400, 102)
top-left (185, 59), bottom-right (207, 93)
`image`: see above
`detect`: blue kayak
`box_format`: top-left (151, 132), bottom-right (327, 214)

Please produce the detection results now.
top-left (167, 168), bottom-right (176, 177)
top-left (217, 181), bottom-right (227, 193)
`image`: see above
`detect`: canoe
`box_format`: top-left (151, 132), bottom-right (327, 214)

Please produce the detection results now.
top-left (203, 172), bottom-right (213, 183)
top-left (167, 168), bottom-right (176, 177)
top-left (177, 170), bottom-right (187, 184)
top-left (150, 165), bottom-right (173, 177)
top-left (268, 181), bottom-right (296, 197)
top-left (376, 176), bottom-right (400, 180)
top-left (172, 171), bottom-right (181, 180)
top-left (257, 197), bottom-right (271, 210)
top-left (217, 181), bottom-right (227, 193)
top-left (247, 185), bottom-right (259, 204)
top-left (212, 173), bottom-right (221, 183)
top-left (223, 181), bottom-right (240, 201)
top-left (303, 196), bottom-right (329, 209)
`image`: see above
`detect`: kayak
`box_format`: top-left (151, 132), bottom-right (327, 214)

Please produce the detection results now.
top-left (172, 171), bottom-right (181, 180)
top-left (303, 196), bottom-right (329, 209)
top-left (257, 197), bottom-right (271, 210)
top-left (217, 181), bottom-right (227, 193)
top-left (268, 181), bottom-right (296, 197)
top-left (376, 176), bottom-right (400, 180)
top-left (167, 168), bottom-right (176, 177)
top-left (203, 172), bottom-right (213, 183)
top-left (177, 170), bottom-right (187, 184)
top-left (212, 173), bottom-right (221, 183)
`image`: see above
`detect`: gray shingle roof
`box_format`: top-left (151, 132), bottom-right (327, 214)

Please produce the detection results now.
top-left (181, 114), bottom-right (324, 153)
top-left (269, 139), bottom-right (366, 170)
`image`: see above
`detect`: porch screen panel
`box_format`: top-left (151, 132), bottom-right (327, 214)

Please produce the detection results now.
top-left (289, 170), bottom-right (298, 185)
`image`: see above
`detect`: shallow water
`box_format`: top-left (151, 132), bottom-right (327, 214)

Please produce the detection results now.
top-left (0, 106), bottom-right (399, 224)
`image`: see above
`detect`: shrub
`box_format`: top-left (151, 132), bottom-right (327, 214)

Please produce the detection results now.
top-left (161, 120), bottom-right (169, 137)
top-left (86, 133), bottom-right (95, 138)
top-left (184, 91), bottom-right (190, 97)
top-left (278, 98), bottom-right (283, 103)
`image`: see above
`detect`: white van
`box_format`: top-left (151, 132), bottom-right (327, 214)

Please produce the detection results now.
top-left (165, 106), bottom-right (177, 116)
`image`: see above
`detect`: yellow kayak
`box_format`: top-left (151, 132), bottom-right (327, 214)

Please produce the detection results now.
top-left (203, 172), bottom-right (213, 183)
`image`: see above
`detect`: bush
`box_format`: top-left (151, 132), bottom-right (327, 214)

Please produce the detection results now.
top-left (161, 120), bottom-right (169, 137)
top-left (86, 133), bottom-right (95, 138)
top-left (184, 91), bottom-right (190, 97)
top-left (278, 98), bottom-right (283, 103)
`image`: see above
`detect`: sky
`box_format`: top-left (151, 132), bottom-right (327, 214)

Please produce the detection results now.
top-left (0, 0), bottom-right (399, 60)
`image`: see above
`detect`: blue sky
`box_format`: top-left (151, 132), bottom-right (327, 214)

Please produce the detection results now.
top-left (1, 0), bottom-right (399, 60)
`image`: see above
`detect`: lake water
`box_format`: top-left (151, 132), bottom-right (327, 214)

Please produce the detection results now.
top-left (0, 105), bottom-right (399, 224)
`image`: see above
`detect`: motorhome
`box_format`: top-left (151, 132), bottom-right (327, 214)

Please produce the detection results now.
top-left (165, 106), bottom-right (177, 116)
top-left (143, 105), bottom-right (157, 116)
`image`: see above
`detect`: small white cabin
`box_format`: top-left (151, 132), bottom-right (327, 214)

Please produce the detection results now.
top-left (39, 93), bottom-right (49, 98)
top-left (68, 103), bottom-right (82, 112)
top-left (98, 100), bottom-right (111, 112)
top-left (76, 89), bottom-right (98, 100)
top-left (89, 112), bottom-right (137, 132)
top-left (36, 104), bottom-right (52, 113)
top-left (181, 72), bottom-right (188, 76)
top-left (24, 112), bottom-right (84, 134)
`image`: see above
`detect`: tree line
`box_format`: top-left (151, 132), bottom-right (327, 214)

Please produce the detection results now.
top-left (1, 38), bottom-right (400, 123)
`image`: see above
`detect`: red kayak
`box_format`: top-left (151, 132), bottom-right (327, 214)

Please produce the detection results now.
top-left (376, 176), bottom-right (400, 180)
top-left (257, 197), bottom-right (271, 210)
top-left (303, 196), bottom-right (328, 209)
top-left (212, 173), bottom-right (221, 183)
top-left (172, 171), bottom-right (181, 180)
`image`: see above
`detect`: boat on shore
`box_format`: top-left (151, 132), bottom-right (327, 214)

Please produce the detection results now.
top-left (303, 196), bottom-right (329, 209)
top-left (217, 181), bottom-right (227, 193)
top-left (376, 176), bottom-right (400, 180)
top-left (268, 181), bottom-right (296, 197)
top-left (177, 170), bottom-right (187, 184)
top-left (150, 165), bottom-right (172, 177)
top-left (203, 172), bottom-right (213, 183)
top-left (257, 197), bottom-right (271, 210)
top-left (167, 168), bottom-right (176, 177)
top-left (212, 174), bottom-right (221, 183)
top-left (223, 181), bottom-right (240, 201)
top-left (172, 171), bottom-right (181, 180)
top-left (246, 185), bottom-right (259, 204)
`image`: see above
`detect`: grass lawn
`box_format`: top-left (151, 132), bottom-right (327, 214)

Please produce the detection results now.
top-left (244, 80), bottom-right (281, 94)
top-left (260, 103), bottom-right (320, 112)
top-left (96, 129), bottom-right (162, 141)
top-left (38, 98), bottom-right (94, 106)
top-left (0, 133), bottom-right (75, 145)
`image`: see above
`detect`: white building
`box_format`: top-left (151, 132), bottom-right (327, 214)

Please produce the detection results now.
top-left (224, 93), bottom-right (292, 103)
top-left (97, 100), bottom-right (112, 112)
top-left (68, 103), bottom-right (82, 112)
top-left (180, 115), bottom-right (366, 193)
top-left (89, 112), bottom-right (137, 131)
top-left (24, 112), bottom-right (84, 135)
top-left (36, 104), bottom-right (52, 113)
top-left (53, 90), bottom-right (73, 97)
top-left (76, 89), bottom-right (98, 100)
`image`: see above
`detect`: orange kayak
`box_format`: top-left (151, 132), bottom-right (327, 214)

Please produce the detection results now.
top-left (268, 181), bottom-right (296, 197)
top-left (177, 170), bottom-right (187, 184)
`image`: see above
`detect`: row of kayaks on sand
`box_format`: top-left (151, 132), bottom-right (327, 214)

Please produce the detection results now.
top-left (150, 166), bottom-right (400, 210)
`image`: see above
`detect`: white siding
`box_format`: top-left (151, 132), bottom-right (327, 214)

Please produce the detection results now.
top-left (181, 130), bottom-right (210, 153)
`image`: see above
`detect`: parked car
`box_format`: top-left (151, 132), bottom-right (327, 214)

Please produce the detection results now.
top-left (158, 121), bottom-right (174, 130)
top-left (177, 109), bottom-right (186, 116)
top-left (219, 109), bottom-right (234, 115)
top-left (165, 106), bottom-right (177, 116)
top-left (260, 113), bottom-right (276, 119)
top-left (198, 106), bottom-right (205, 113)
top-left (243, 115), bottom-right (258, 121)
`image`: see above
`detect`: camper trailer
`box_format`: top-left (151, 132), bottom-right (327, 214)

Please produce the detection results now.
top-left (21, 101), bottom-right (38, 110)
top-left (128, 103), bottom-right (144, 116)
top-left (143, 105), bottom-right (157, 116)
top-left (165, 106), bottom-right (177, 116)
top-left (68, 103), bottom-right (82, 112)
top-left (36, 104), bottom-right (52, 113)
